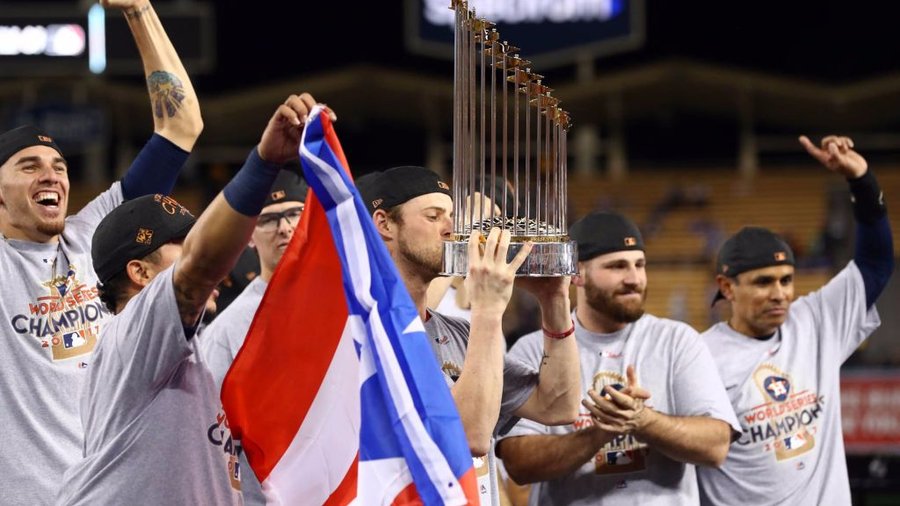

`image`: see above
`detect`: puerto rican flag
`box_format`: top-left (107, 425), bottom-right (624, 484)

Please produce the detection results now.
top-left (221, 105), bottom-right (479, 505)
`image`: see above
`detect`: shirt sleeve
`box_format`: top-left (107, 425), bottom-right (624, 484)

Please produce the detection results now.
top-left (499, 416), bottom-right (550, 441)
top-left (104, 264), bottom-right (193, 396)
top-left (196, 322), bottom-right (238, 392)
top-left (670, 324), bottom-right (742, 437)
top-left (495, 332), bottom-right (542, 435)
top-left (795, 261), bottom-right (881, 363)
top-left (66, 181), bottom-right (125, 232)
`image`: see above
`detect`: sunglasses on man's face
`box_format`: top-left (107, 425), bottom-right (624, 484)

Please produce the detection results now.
top-left (256, 206), bottom-right (304, 232)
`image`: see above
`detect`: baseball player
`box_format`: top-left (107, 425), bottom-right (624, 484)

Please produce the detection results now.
top-left (54, 93), bottom-right (323, 505)
top-left (0, 1), bottom-right (202, 503)
top-left (496, 211), bottom-right (740, 505)
top-left (357, 167), bottom-right (582, 506)
top-left (697, 135), bottom-right (894, 505)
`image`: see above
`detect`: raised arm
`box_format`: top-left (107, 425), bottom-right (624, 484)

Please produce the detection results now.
top-left (452, 230), bottom-right (532, 455)
top-left (512, 276), bottom-right (580, 426)
top-left (101, 0), bottom-right (203, 200)
top-left (106, 0), bottom-right (202, 150)
top-left (800, 135), bottom-right (894, 308)
top-left (174, 94), bottom-right (317, 327)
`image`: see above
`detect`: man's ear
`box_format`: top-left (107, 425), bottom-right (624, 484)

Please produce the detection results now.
top-left (571, 263), bottom-right (586, 287)
top-left (373, 209), bottom-right (393, 239)
top-left (125, 259), bottom-right (152, 288)
top-left (716, 274), bottom-right (736, 301)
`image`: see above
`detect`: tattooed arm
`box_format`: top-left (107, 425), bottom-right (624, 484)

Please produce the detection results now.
top-left (105, 0), bottom-right (203, 151)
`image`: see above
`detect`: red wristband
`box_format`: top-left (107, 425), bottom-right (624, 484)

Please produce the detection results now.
top-left (543, 320), bottom-right (575, 340)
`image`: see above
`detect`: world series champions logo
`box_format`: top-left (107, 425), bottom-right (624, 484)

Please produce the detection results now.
top-left (747, 363), bottom-right (818, 461)
top-left (590, 371), bottom-right (648, 475)
top-left (10, 265), bottom-right (109, 361)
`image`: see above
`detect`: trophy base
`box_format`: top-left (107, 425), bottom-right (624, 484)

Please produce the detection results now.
top-left (440, 238), bottom-right (577, 277)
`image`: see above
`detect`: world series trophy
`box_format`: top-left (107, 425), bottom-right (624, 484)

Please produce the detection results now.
top-left (441, 0), bottom-right (577, 276)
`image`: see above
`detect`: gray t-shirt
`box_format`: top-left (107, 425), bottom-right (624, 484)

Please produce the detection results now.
top-left (55, 265), bottom-right (242, 506)
top-left (0, 183), bottom-right (122, 505)
top-left (501, 313), bottom-right (740, 506)
top-left (198, 277), bottom-right (268, 506)
top-left (424, 309), bottom-right (537, 506)
top-left (697, 262), bottom-right (880, 506)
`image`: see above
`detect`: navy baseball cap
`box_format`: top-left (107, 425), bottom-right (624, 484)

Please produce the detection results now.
top-left (92, 194), bottom-right (196, 284)
top-left (356, 166), bottom-right (451, 215)
top-left (569, 211), bottom-right (645, 262)
top-left (263, 170), bottom-right (308, 208)
top-left (0, 125), bottom-right (63, 167)
top-left (712, 226), bottom-right (795, 304)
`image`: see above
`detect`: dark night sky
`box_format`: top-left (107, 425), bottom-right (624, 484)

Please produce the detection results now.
top-left (194, 0), bottom-right (900, 94)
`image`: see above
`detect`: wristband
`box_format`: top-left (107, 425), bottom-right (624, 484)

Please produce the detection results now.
top-left (223, 147), bottom-right (282, 216)
top-left (543, 320), bottom-right (575, 340)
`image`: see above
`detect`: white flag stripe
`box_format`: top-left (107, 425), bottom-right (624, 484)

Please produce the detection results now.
top-left (358, 458), bottom-right (414, 505)
top-left (262, 317), bottom-right (361, 504)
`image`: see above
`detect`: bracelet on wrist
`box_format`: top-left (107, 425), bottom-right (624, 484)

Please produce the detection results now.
top-left (543, 320), bottom-right (575, 340)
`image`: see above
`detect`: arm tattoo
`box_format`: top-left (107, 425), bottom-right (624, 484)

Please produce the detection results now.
top-left (147, 71), bottom-right (186, 119)
top-left (541, 352), bottom-right (550, 369)
top-left (124, 3), bottom-right (151, 21)
top-left (174, 277), bottom-right (203, 331)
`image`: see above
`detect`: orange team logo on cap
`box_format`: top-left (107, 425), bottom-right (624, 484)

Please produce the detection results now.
top-left (37, 135), bottom-right (53, 143)
top-left (136, 228), bottom-right (154, 245)
top-left (153, 195), bottom-right (192, 217)
top-left (270, 190), bottom-right (286, 201)
top-left (437, 181), bottom-right (450, 190)
top-left (624, 237), bottom-right (637, 247)
top-left (774, 251), bottom-right (787, 261)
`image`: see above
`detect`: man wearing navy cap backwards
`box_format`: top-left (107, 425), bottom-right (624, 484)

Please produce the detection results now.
top-left (697, 135), bottom-right (895, 506)
top-left (0, 1), bottom-right (203, 503)
top-left (357, 166), bottom-right (582, 506)
top-left (497, 211), bottom-right (739, 505)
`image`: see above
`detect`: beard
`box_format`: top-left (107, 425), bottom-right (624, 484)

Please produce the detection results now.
top-left (36, 217), bottom-right (65, 238)
top-left (584, 282), bottom-right (647, 324)
top-left (397, 234), bottom-right (443, 279)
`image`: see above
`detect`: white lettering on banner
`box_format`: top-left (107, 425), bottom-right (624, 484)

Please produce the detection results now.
top-left (841, 376), bottom-right (900, 452)
top-left (423, 0), bottom-right (618, 26)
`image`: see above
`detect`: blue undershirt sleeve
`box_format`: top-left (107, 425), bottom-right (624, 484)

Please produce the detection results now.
top-left (120, 134), bottom-right (190, 200)
top-left (854, 216), bottom-right (894, 309)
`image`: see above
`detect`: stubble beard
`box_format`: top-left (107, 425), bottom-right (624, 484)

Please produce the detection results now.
top-left (398, 235), bottom-right (443, 281)
top-left (36, 217), bottom-right (65, 238)
top-left (584, 283), bottom-right (647, 324)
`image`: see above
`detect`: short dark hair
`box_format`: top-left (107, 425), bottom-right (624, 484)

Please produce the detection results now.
top-left (97, 249), bottom-right (162, 314)
top-left (385, 205), bottom-right (405, 225)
